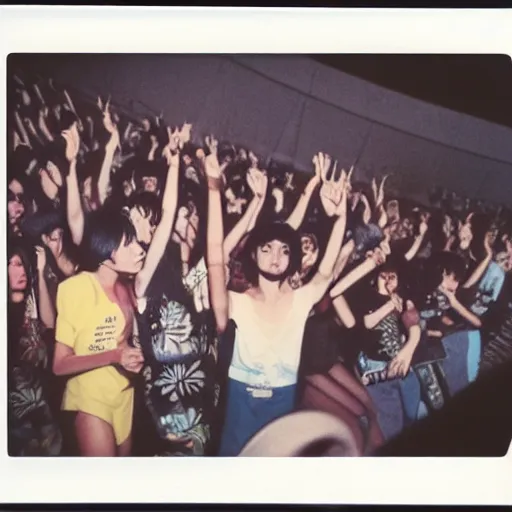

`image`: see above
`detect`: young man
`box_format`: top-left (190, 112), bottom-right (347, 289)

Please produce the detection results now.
top-left (419, 252), bottom-right (483, 400)
top-left (358, 260), bottom-right (423, 441)
top-left (53, 208), bottom-right (146, 456)
top-left (207, 148), bottom-right (350, 456)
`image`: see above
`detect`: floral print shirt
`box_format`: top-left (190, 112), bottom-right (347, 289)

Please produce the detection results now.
top-left (8, 291), bottom-right (62, 456)
top-left (136, 243), bottom-right (216, 456)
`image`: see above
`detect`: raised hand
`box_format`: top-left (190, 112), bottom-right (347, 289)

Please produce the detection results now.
top-left (99, 97), bottom-right (120, 151)
top-left (368, 246), bottom-right (387, 266)
top-left (35, 246), bottom-right (47, 273)
top-left (204, 135), bottom-right (227, 180)
top-left (162, 129), bottom-right (180, 168)
top-left (246, 167), bottom-right (268, 199)
top-left (62, 127), bottom-right (80, 163)
top-left (284, 171), bottom-right (295, 191)
top-left (179, 122), bottom-right (192, 148)
top-left (376, 175), bottom-right (389, 207)
top-left (165, 126), bottom-right (181, 155)
top-left (205, 134), bottom-right (219, 158)
top-left (484, 230), bottom-right (495, 256)
top-left (319, 158), bottom-right (348, 217)
top-left (419, 218), bottom-right (429, 236)
top-left (312, 151), bottom-right (331, 182)
top-left (248, 151), bottom-right (259, 168)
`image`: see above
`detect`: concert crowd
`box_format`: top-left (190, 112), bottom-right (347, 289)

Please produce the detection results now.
top-left (7, 68), bottom-right (512, 457)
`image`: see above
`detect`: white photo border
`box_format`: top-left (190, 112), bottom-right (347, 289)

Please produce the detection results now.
top-left (1, 6), bottom-right (511, 505)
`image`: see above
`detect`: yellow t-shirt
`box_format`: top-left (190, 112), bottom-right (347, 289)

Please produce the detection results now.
top-left (55, 272), bottom-right (131, 410)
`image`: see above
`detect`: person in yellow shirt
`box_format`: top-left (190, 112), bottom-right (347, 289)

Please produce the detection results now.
top-left (53, 208), bottom-right (146, 456)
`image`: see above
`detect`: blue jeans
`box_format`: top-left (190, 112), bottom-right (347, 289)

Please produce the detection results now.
top-left (441, 330), bottom-right (481, 395)
top-left (218, 378), bottom-right (297, 456)
top-left (366, 370), bottom-right (422, 441)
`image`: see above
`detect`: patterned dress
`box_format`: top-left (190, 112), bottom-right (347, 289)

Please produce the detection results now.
top-left (8, 292), bottom-right (62, 456)
top-left (135, 242), bottom-right (216, 456)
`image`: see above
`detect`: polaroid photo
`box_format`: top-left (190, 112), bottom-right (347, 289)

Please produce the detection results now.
top-left (1, 5), bottom-right (512, 507)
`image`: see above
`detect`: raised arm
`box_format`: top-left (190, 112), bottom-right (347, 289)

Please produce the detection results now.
top-left (302, 160), bottom-right (349, 305)
top-left (404, 218), bottom-right (429, 261)
top-left (134, 131), bottom-right (180, 299)
top-left (14, 110), bottom-right (31, 148)
top-left (38, 106), bottom-right (55, 142)
top-left (359, 193), bottom-right (372, 225)
top-left (35, 246), bottom-right (55, 329)
top-left (205, 136), bottom-right (230, 334)
top-left (63, 89), bottom-right (83, 131)
top-left (463, 232), bottom-right (493, 289)
top-left (332, 239), bottom-right (356, 284)
top-left (376, 178), bottom-right (389, 228)
top-left (97, 101), bottom-right (121, 205)
top-left (330, 248), bottom-right (386, 299)
top-left (223, 167), bottom-right (267, 260)
top-left (285, 154), bottom-right (322, 230)
top-left (24, 117), bottom-right (45, 147)
top-left (147, 135), bottom-right (159, 161)
top-left (62, 127), bottom-right (85, 246)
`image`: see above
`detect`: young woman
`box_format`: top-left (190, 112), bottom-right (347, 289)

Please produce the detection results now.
top-left (53, 209), bottom-right (146, 456)
top-left (207, 148), bottom-right (350, 456)
top-left (21, 210), bottom-right (78, 308)
top-left (357, 259), bottom-right (423, 441)
top-left (129, 135), bottom-right (268, 456)
top-left (8, 174), bottom-right (27, 239)
top-left (8, 243), bottom-right (62, 456)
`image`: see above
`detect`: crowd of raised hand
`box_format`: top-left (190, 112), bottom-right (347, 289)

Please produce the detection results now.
top-left (7, 68), bottom-right (512, 457)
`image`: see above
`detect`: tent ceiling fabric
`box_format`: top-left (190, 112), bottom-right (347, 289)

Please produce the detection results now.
top-left (25, 54), bottom-right (512, 204)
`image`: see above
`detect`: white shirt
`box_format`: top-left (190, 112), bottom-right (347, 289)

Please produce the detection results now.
top-left (227, 287), bottom-right (313, 388)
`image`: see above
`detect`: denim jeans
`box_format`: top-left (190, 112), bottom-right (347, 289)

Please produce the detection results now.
top-left (441, 330), bottom-right (481, 396)
top-left (366, 370), bottom-right (422, 441)
top-left (218, 378), bottom-right (297, 456)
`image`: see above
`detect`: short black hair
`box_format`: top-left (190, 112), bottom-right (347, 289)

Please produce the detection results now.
top-left (240, 221), bottom-right (302, 285)
top-left (128, 191), bottom-right (162, 227)
top-left (432, 251), bottom-right (466, 288)
top-left (20, 209), bottom-right (63, 243)
top-left (59, 108), bottom-right (79, 132)
top-left (80, 207), bottom-right (136, 271)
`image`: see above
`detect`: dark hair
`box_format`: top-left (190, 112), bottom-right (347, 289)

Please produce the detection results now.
top-left (20, 209), bottom-right (63, 243)
top-left (58, 108), bottom-right (78, 132)
top-left (240, 222), bottom-right (302, 285)
top-left (128, 191), bottom-right (162, 227)
top-left (77, 149), bottom-right (103, 184)
top-left (80, 207), bottom-right (136, 271)
top-left (371, 254), bottom-right (404, 292)
top-left (432, 251), bottom-right (466, 288)
top-left (301, 232), bottom-right (319, 253)
top-left (8, 241), bottom-right (33, 299)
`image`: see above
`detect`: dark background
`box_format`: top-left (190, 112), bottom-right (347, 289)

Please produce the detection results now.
top-left (313, 54), bottom-right (512, 128)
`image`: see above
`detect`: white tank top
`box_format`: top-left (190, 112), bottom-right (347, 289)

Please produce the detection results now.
top-left (227, 288), bottom-right (312, 388)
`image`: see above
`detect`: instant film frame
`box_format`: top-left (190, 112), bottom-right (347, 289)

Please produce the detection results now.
top-left (1, 6), bottom-right (512, 506)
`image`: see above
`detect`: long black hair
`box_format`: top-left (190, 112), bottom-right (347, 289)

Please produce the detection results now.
top-left (8, 241), bottom-right (34, 300)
